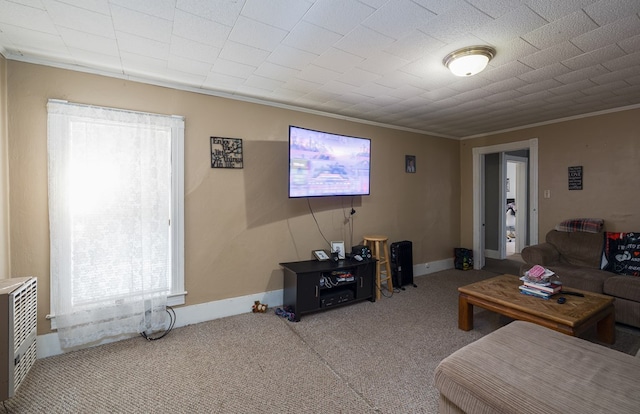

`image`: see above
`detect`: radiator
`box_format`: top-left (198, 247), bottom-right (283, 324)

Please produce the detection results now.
top-left (0, 277), bottom-right (37, 400)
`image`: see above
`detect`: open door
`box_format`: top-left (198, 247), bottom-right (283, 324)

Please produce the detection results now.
top-left (504, 155), bottom-right (528, 258)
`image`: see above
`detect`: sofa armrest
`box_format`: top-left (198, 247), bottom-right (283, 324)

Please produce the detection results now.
top-left (521, 242), bottom-right (561, 265)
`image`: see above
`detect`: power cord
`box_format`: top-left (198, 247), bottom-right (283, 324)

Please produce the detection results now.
top-left (140, 306), bottom-right (176, 341)
top-left (377, 281), bottom-right (394, 298)
top-left (309, 197), bottom-right (358, 254)
top-left (342, 196), bottom-right (356, 250)
top-left (307, 198), bottom-right (330, 246)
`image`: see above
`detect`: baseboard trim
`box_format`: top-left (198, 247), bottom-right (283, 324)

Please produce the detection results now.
top-left (413, 258), bottom-right (454, 276)
top-left (38, 259), bottom-right (454, 359)
top-left (37, 289), bottom-right (284, 359)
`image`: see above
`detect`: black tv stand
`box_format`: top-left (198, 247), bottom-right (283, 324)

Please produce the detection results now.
top-left (280, 258), bottom-right (376, 321)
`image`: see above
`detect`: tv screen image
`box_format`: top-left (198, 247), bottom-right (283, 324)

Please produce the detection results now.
top-left (288, 125), bottom-right (371, 198)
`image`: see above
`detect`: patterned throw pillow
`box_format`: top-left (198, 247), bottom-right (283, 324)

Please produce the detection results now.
top-left (555, 218), bottom-right (604, 233)
top-left (601, 232), bottom-right (640, 276)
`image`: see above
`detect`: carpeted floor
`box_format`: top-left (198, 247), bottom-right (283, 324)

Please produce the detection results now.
top-left (5, 269), bottom-right (639, 413)
top-left (483, 257), bottom-right (523, 275)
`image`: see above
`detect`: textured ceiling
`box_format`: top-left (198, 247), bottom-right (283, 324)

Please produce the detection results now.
top-left (1, 0), bottom-right (640, 138)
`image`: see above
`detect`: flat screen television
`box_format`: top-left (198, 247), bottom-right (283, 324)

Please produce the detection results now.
top-left (288, 125), bottom-right (371, 198)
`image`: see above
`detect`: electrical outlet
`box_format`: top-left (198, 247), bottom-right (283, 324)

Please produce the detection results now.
top-left (544, 190), bottom-right (551, 199)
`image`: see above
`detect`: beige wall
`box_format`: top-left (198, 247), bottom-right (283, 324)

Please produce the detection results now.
top-left (460, 108), bottom-right (640, 249)
top-left (6, 61), bottom-right (460, 334)
top-left (0, 54), bottom-right (9, 279)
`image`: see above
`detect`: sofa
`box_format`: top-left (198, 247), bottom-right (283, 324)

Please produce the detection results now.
top-left (434, 320), bottom-right (640, 414)
top-left (520, 229), bottom-right (640, 328)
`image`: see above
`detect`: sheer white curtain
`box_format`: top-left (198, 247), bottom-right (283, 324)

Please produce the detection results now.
top-left (47, 100), bottom-right (181, 349)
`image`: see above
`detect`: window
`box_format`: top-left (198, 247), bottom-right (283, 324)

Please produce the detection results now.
top-left (47, 100), bottom-right (184, 348)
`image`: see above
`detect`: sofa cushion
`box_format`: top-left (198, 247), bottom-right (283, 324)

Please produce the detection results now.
top-left (546, 230), bottom-right (604, 268)
top-left (611, 296), bottom-right (640, 328)
top-left (604, 275), bottom-right (640, 302)
top-left (545, 264), bottom-right (611, 293)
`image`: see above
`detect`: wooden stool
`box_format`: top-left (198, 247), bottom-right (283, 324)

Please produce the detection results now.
top-left (363, 235), bottom-right (393, 300)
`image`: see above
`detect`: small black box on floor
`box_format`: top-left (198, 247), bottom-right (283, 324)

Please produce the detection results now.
top-left (390, 240), bottom-right (414, 288)
top-left (454, 248), bottom-right (473, 270)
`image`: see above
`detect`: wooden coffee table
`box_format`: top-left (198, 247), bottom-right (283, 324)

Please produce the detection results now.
top-left (458, 274), bottom-right (615, 343)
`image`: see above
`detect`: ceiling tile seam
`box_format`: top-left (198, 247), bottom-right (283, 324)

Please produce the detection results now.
top-left (331, 35), bottom-right (394, 61)
top-left (9, 1), bottom-right (45, 12)
top-left (462, 0), bottom-right (501, 21)
top-left (235, 13), bottom-right (292, 37)
top-left (109, 4), bottom-right (174, 38)
top-left (169, 35), bottom-right (222, 66)
top-left (42, 16), bottom-right (76, 67)
top-left (0, 20), bottom-right (60, 43)
top-left (114, 33), bottom-right (171, 67)
top-left (524, 4), bottom-right (551, 25)
top-left (222, 22), bottom-right (328, 69)
top-left (358, 2), bottom-right (435, 38)
top-left (58, 0), bottom-right (110, 16)
top-left (407, 0), bottom-right (438, 16)
top-left (287, 19), bottom-right (344, 47)
top-left (173, 4), bottom-right (235, 30)
top-left (0, 2), bottom-right (49, 32)
top-left (512, 36), bottom-right (542, 74)
top-left (106, 2), bottom-right (125, 74)
top-left (580, 5), bottom-right (601, 28)
top-left (45, 2), bottom-right (115, 38)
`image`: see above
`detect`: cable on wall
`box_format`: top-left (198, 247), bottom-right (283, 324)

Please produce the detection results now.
top-left (342, 197), bottom-right (356, 251)
top-left (307, 198), bottom-right (330, 247)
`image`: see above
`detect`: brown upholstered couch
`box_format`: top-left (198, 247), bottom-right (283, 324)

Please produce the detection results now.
top-left (521, 230), bottom-right (640, 328)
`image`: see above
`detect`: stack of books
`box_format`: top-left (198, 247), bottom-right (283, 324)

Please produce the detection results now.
top-left (518, 279), bottom-right (562, 300)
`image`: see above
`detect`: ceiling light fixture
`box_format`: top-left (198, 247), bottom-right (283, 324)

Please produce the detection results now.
top-left (443, 46), bottom-right (496, 77)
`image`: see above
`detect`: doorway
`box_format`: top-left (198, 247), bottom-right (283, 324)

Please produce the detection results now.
top-left (472, 139), bottom-right (539, 270)
top-left (505, 155), bottom-right (528, 259)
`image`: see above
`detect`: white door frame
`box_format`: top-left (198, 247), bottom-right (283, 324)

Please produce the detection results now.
top-left (472, 139), bottom-right (538, 270)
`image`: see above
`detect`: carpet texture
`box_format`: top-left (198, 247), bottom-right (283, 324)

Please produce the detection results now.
top-left (6, 269), bottom-right (639, 413)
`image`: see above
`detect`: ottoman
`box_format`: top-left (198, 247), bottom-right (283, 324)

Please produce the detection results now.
top-left (434, 321), bottom-right (640, 413)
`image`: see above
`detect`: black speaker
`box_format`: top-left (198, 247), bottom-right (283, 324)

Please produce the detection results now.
top-left (351, 245), bottom-right (372, 259)
top-left (390, 240), bottom-right (414, 288)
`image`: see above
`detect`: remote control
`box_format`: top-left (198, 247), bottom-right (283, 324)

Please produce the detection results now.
top-left (562, 291), bottom-right (584, 297)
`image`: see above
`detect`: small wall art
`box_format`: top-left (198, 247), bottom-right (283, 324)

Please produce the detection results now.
top-left (405, 155), bottom-right (416, 173)
top-left (568, 165), bottom-right (583, 190)
top-left (211, 137), bottom-right (243, 169)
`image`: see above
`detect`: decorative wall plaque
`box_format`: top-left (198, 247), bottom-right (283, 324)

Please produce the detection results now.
top-left (568, 166), bottom-right (583, 190)
top-left (211, 137), bottom-right (243, 169)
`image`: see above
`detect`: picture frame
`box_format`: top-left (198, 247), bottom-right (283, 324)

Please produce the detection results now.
top-left (313, 250), bottom-right (329, 261)
top-left (405, 155), bottom-right (416, 173)
top-left (568, 165), bottom-right (583, 190)
top-left (330, 241), bottom-right (345, 259)
top-left (211, 137), bottom-right (243, 169)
